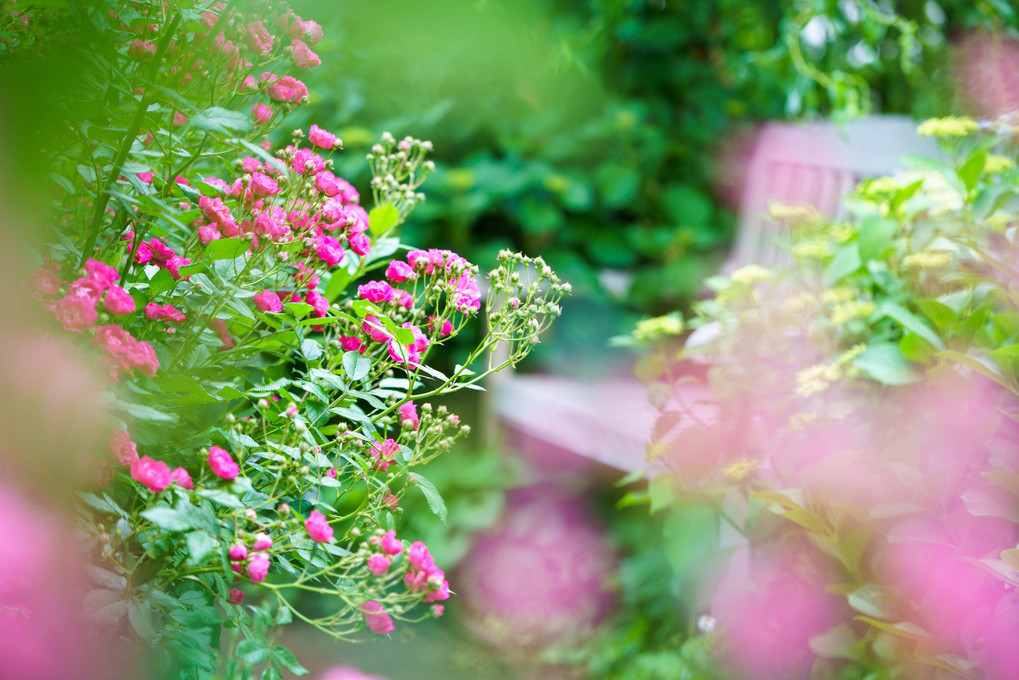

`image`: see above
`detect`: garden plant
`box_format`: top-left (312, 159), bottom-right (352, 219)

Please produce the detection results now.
top-left (0, 1), bottom-right (565, 679)
top-left (625, 115), bottom-right (1019, 679)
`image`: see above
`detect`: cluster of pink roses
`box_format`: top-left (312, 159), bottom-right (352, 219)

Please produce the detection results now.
top-left (360, 530), bottom-right (448, 635)
top-left (229, 531), bottom-right (272, 584)
top-left (33, 259), bottom-right (160, 381)
top-left (110, 430), bottom-right (192, 493)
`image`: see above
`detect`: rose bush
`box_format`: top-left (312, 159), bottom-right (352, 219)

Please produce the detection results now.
top-left (1, 1), bottom-right (565, 679)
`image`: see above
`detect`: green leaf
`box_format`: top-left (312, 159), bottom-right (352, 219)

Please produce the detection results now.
top-left (301, 338), bottom-right (323, 362)
top-left (369, 203), bottom-right (400, 236)
top-left (286, 302), bottom-right (313, 319)
top-left (140, 507), bottom-right (192, 532)
top-left (324, 268), bottom-right (351, 302)
top-left (857, 217), bottom-right (897, 263)
top-left (648, 475), bottom-right (675, 514)
top-left (809, 624), bottom-right (855, 660)
top-left (958, 149), bottom-right (986, 194)
top-left (272, 647), bottom-right (309, 676)
top-left (879, 302), bottom-right (945, 350)
top-left (853, 342), bottom-right (917, 385)
top-left (197, 489), bottom-right (244, 508)
top-left (342, 351), bottom-right (371, 381)
top-left (112, 398), bottom-right (179, 423)
top-left (185, 530), bottom-right (217, 566)
top-left (205, 237), bottom-right (250, 260)
top-left (916, 299), bottom-right (957, 330)
top-left (128, 599), bottom-right (157, 642)
top-left (661, 502), bottom-right (717, 574)
top-left (408, 472), bottom-right (447, 523)
top-left (150, 268), bottom-right (176, 296)
top-left (189, 106), bottom-right (253, 135)
top-left (824, 245), bottom-right (861, 283)
top-left (237, 639), bottom-right (270, 665)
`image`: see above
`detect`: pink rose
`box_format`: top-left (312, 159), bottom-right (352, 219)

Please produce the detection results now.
top-left (208, 445), bottom-right (239, 480)
top-left (66, 277), bottom-right (103, 305)
top-left (229, 544), bottom-right (248, 562)
top-left (54, 295), bottom-right (97, 333)
top-left (104, 285), bottom-right (136, 315)
top-left (266, 75), bottom-right (308, 103)
top-left (348, 232), bottom-right (371, 257)
top-left (85, 258), bottom-right (119, 289)
top-left (370, 439), bottom-right (399, 472)
top-left (197, 224), bottom-right (221, 243)
top-left (428, 315), bottom-right (454, 338)
top-left (133, 241), bottom-right (154, 265)
top-left (394, 289), bottom-right (413, 309)
top-left (110, 429), bottom-right (139, 466)
top-left (357, 281), bottom-right (393, 304)
top-left (314, 170), bottom-right (342, 196)
top-left (360, 601), bottom-right (394, 636)
top-left (308, 123), bottom-right (340, 149)
top-left (170, 467), bottom-right (194, 490)
top-left (315, 234), bottom-right (345, 267)
top-left (340, 336), bottom-right (363, 353)
top-left (407, 542), bottom-right (436, 573)
top-left (291, 147), bottom-right (326, 175)
top-left (360, 314), bottom-right (389, 343)
top-left (228, 588), bottom-right (244, 604)
top-left (144, 303), bottom-right (185, 323)
top-left (398, 401), bottom-right (419, 430)
top-left (125, 338), bottom-right (159, 377)
top-left (385, 260), bottom-right (414, 283)
top-left (148, 237), bottom-right (175, 260)
top-left (252, 103), bottom-right (272, 126)
top-left (252, 532), bottom-right (272, 551)
top-left (253, 290), bottom-right (282, 313)
top-left (249, 171), bottom-right (279, 196)
top-left (241, 156), bottom-right (262, 173)
top-left (288, 19), bottom-right (323, 46)
top-left (244, 20), bottom-right (273, 54)
top-left (131, 456), bottom-right (171, 493)
top-left (291, 39), bottom-right (321, 69)
top-left (305, 290), bottom-right (329, 317)
top-left (304, 510), bottom-right (334, 543)
top-left (378, 530), bottom-right (403, 556)
top-left (367, 554), bottom-right (391, 575)
top-left (247, 552), bottom-right (270, 582)
top-left (172, 112), bottom-right (187, 127)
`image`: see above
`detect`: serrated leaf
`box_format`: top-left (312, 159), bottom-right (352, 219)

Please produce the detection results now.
top-left (189, 106), bottom-right (252, 135)
top-left (272, 646), bottom-right (308, 675)
top-left (342, 351), bottom-right (371, 381)
top-left (128, 599), bottom-right (157, 642)
top-left (408, 472), bottom-right (446, 523)
top-left (197, 489), bottom-right (243, 508)
top-left (237, 639), bottom-right (270, 665)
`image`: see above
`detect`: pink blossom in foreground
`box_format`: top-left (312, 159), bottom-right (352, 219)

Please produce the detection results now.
top-left (131, 456), bottom-right (171, 493)
top-left (229, 544), bottom-right (248, 562)
top-left (253, 290), bottom-right (282, 313)
top-left (322, 666), bottom-right (389, 680)
top-left (385, 260), bottom-right (414, 282)
top-left (244, 20), bottom-right (273, 54)
top-left (144, 303), bottom-right (185, 323)
top-left (305, 510), bottom-right (334, 542)
top-left (247, 552), bottom-right (270, 582)
top-left (170, 467), bottom-right (193, 490)
top-left (377, 529), bottom-right (404, 556)
top-left (291, 39), bottom-right (321, 69)
top-left (308, 123), bottom-right (340, 149)
top-left (288, 19), bottom-right (323, 46)
top-left (360, 601), bottom-right (394, 636)
top-left (208, 445), bottom-right (239, 480)
top-left (266, 75), bottom-right (308, 103)
top-left (340, 335), bottom-right (364, 353)
top-left (103, 285), bottom-right (135, 315)
top-left (53, 295), bottom-right (97, 332)
top-left (315, 234), bottom-right (345, 267)
top-left (367, 554), bottom-right (391, 575)
top-left (398, 401), bottom-right (419, 430)
top-left (252, 103), bottom-right (272, 125)
top-left (252, 532), bottom-right (273, 551)
top-left (249, 171), bottom-right (279, 196)
top-left (30, 267), bottom-right (61, 296)
top-left (84, 259), bottom-right (119, 289)
top-left (369, 439), bottom-right (399, 472)
top-left (357, 280), bottom-right (393, 304)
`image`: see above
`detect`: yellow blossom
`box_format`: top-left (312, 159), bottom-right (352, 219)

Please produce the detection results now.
top-left (826, 223), bottom-right (855, 244)
top-left (769, 202), bottom-right (821, 223)
top-left (985, 154), bottom-right (1015, 174)
top-left (722, 459), bottom-right (758, 482)
top-left (796, 364), bottom-right (838, 397)
top-left (830, 300), bottom-right (875, 325)
top-left (917, 116), bottom-right (979, 138)
top-left (792, 241), bottom-right (831, 260)
top-left (902, 251), bottom-right (952, 270)
top-left (783, 292), bottom-right (816, 313)
top-left (822, 286), bottom-right (856, 304)
top-left (730, 265), bottom-right (771, 285)
top-left (633, 313), bottom-right (685, 341)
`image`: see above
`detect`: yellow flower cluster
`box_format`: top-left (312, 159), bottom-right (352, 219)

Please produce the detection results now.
top-left (769, 202), bottom-right (821, 223)
top-left (984, 154), bottom-right (1015, 174)
top-left (722, 458), bottom-right (758, 482)
top-left (730, 264), bottom-right (771, 285)
top-left (783, 292), bottom-right (816, 313)
top-left (795, 344), bottom-right (866, 398)
top-left (917, 116), bottom-right (979, 138)
top-left (822, 286), bottom-right (856, 304)
top-left (902, 251), bottom-right (953, 270)
top-left (826, 223), bottom-right (856, 244)
top-left (633, 313), bottom-right (684, 341)
top-left (830, 300), bottom-right (875, 325)
top-left (792, 240), bottom-right (831, 260)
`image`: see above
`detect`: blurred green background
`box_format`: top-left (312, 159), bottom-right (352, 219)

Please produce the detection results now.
top-left (277, 1), bottom-right (1018, 678)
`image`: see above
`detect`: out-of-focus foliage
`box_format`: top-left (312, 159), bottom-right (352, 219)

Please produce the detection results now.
top-left (290, 0), bottom-right (1017, 335)
top-left (625, 114), bottom-right (1019, 678)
